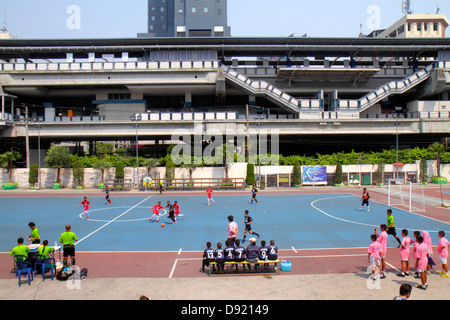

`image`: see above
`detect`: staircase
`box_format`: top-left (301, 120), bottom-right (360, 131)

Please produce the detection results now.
top-left (223, 61), bottom-right (448, 117)
top-left (223, 66), bottom-right (301, 115)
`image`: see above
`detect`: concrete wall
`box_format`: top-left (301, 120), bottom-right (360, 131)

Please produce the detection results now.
top-left (1, 161), bottom-right (448, 189)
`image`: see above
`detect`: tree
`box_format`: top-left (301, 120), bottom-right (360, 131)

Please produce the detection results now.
top-left (429, 142), bottom-right (447, 178)
top-left (44, 146), bottom-right (72, 184)
top-left (115, 160), bottom-right (125, 180)
top-left (165, 158), bottom-right (175, 186)
top-left (96, 143), bottom-right (114, 158)
top-left (141, 158), bottom-right (160, 177)
top-left (419, 159), bottom-right (428, 183)
top-left (245, 163), bottom-right (256, 186)
top-left (29, 164), bottom-right (38, 186)
top-left (374, 161), bottom-right (385, 184)
top-left (334, 163), bottom-right (343, 185)
top-left (92, 159), bottom-right (113, 184)
top-left (181, 162), bottom-right (198, 185)
top-left (0, 151), bottom-right (22, 183)
top-left (292, 161), bottom-right (301, 186)
top-left (72, 160), bottom-right (85, 187)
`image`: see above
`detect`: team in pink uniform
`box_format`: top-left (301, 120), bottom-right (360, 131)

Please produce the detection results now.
top-left (374, 224), bottom-right (388, 279)
top-left (369, 223), bottom-right (448, 290)
top-left (437, 231), bottom-right (449, 278)
top-left (368, 234), bottom-right (382, 277)
top-left (398, 229), bottom-right (413, 277)
top-left (415, 235), bottom-right (429, 290)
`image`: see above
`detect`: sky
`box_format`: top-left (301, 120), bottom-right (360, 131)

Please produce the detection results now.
top-left (1, 0), bottom-right (449, 39)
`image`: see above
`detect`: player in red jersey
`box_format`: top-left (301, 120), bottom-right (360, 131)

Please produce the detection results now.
top-left (149, 201), bottom-right (164, 223)
top-left (78, 197), bottom-right (91, 219)
top-left (206, 186), bottom-right (215, 206)
top-left (173, 201), bottom-right (184, 219)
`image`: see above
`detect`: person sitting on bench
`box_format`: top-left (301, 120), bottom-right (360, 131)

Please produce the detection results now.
top-left (245, 238), bottom-right (260, 270)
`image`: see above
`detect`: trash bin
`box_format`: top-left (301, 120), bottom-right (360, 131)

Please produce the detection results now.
top-left (260, 181), bottom-right (265, 190)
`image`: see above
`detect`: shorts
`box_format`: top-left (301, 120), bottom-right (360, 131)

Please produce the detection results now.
top-left (246, 258), bottom-right (259, 264)
top-left (63, 244), bottom-right (75, 257)
top-left (362, 199), bottom-right (369, 205)
top-left (370, 256), bottom-right (381, 267)
top-left (387, 227), bottom-right (397, 237)
top-left (439, 256), bottom-right (448, 265)
top-left (245, 225), bottom-right (252, 231)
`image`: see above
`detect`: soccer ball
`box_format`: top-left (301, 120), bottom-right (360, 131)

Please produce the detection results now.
top-left (161, 223), bottom-right (165, 227)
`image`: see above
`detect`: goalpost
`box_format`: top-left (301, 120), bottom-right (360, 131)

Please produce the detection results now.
top-left (387, 179), bottom-right (426, 213)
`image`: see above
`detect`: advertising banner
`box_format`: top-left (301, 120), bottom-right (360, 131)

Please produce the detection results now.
top-left (302, 166), bottom-right (327, 185)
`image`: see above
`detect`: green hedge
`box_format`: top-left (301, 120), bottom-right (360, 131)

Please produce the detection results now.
top-left (68, 147), bottom-right (449, 168)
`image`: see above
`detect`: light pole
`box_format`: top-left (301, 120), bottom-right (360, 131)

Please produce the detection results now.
top-left (131, 114), bottom-right (142, 188)
top-left (34, 117), bottom-right (42, 189)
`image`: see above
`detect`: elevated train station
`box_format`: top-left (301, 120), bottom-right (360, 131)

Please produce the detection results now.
top-left (0, 36), bottom-right (449, 160)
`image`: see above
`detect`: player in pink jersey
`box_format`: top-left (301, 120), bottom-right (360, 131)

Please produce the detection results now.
top-left (415, 236), bottom-right (429, 290)
top-left (368, 234), bottom-right (382, 278)
top-left (375, 224), bottom-right (388, 279)
top-left (397, 229), bottom-right (413, 277)
top-left (422, 231), bottom-right (435, 273)
top-left (412, 230), bottom-right (421, 277)
top-left (437, 231), bottom-right (449, 278)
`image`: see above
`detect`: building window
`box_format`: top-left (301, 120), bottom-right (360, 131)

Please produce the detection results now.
top-left (204, 7), bottom-right (209, 14)
top-left (192, 7), bottom-right (197, 13)
top-left (108, 93), bottom-right (131, 100)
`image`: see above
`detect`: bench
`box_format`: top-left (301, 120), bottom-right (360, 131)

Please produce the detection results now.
top-left (206, 259), bottom-right (280, 276)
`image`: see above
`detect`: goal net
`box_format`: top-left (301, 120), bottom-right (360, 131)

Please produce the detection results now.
top-left (387, 179), bottom-right (426, 213)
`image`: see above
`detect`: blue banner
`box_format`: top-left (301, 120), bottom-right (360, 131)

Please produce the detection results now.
top-left (302, 166), bottom-right (327, 185)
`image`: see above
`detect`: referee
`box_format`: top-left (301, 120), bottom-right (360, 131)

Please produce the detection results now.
top-left (386, 209), bottom-right (402, 248)
top-left (60, 224), bottom-right (78, 267)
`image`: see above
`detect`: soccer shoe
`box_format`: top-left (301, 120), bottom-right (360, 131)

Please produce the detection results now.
top-left (416, 285), bottom-right (427, 290)
top-left (441, 274), bottom-right (449, 278)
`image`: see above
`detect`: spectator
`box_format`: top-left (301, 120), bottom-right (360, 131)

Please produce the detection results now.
top-left (246, 237), bottom-right (260, 270)
top-left (27, 222), bottom-right (40, 244)
top-left (393, 284), bottom-right (412, 300)
top-left (9, 237), bottom-right (30, 261)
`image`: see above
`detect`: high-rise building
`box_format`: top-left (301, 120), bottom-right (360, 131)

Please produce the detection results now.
top-left (137, 0), bottom-right (230, 38)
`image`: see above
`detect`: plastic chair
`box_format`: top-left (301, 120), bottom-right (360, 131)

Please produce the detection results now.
top-left (34, 254), bottom-right (55, 281)
top-left (14, 255), bottom-right (33, 287)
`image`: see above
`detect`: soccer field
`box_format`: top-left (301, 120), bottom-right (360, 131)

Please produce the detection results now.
top-left (1, 192), bottom-right (448, 254)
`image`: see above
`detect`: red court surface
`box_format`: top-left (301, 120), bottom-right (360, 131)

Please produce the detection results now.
top-left (1, 186), bottom-right (448, 280)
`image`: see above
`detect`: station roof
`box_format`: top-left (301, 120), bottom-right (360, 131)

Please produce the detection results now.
top-left (0, 37), bottom-right (449, 60)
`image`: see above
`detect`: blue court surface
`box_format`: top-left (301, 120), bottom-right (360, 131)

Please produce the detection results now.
top-left (1, 193), bottom-right (448, 253)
